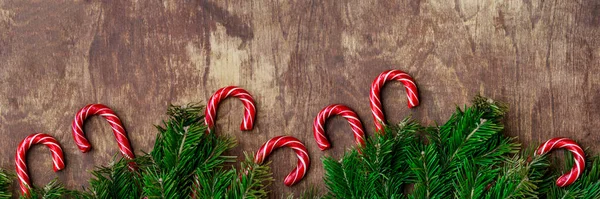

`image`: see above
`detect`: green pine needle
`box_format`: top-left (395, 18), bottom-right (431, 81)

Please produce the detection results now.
top-left (85, 157), bottom-right (143, 199)
top-left (0, 169), bottom-right (12, 199)
top-left (21, 179), bottom-right (84, 199)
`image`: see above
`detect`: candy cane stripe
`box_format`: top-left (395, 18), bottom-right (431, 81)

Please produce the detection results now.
top-left (254, 136), bottom-right (310, 186)
top-left (15, 133), bottom-right (65, 196)
top-left (535, 137), bottom-right (585, 187)
top-left (205, 86), bottom-right (256, 133)
top-left (313, 104), bottom-right (366, 151)
top-left (370, 70), bottom-right (420, 132)
top-left (72, 104), bottom-right (136, 166)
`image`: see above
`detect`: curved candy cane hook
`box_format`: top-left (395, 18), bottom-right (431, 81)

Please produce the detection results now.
top-left (205, 86), bottom-right (256, 133)
top-left (15, 133), bottom-right (65, 196)
top-left (535, 137), bottom-right (585, 187)
top-left (72, 104), bottom-right (135, 160)
top-left (254, 136), bottom-right (310, 186)
top-left (370, 70), bottom-right (419, 132)
top-left (313, 104), bottom-right (366, 150)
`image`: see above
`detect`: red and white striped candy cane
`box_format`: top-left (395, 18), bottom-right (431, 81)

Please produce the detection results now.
top-left (254, 136), bottom-right (310, 186)
top-left (72, 104), bottom-right (135, 160)
top-left (535, 137), bottom-right (585, 187)
top-left (370, 70), bottom-right (419, 132)
top-left (205, 86), bottom-right (256, 133)
top-left (15, 133), bottom-right (65, 196)
top-left (313, 104), bottom-right (365, 150)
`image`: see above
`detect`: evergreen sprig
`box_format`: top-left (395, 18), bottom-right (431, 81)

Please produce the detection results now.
top-left (322, 96), bottom-right (574, 199)
top-left (141, 104), bottom-right (237, 198)
top-left (323, 119), bottom-right (423, 199)
top-left (85, 157), bottom-right (143, 199)
top-left (21, 179), bottom-right (82, 199)
top-left (192, 153), bottom-right (274, 199)
top-left (0, 169), bottom-right (11, 199)
top-left (406, 138), bottom-right (448, 199)
top-left (222, 153), bottom-right (273, 199)
top-left (484, 149), bottom-right (549, 198)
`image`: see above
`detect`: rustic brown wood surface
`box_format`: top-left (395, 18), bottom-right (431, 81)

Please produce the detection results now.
top-left (1, 0), bottom-right (599, 197)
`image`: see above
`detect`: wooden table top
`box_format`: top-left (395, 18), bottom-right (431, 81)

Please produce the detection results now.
top-left (1, 0), bottom-right (599, 197)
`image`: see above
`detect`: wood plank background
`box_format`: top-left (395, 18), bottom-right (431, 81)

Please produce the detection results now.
top-left (1, 0), bottom-right (599, 197)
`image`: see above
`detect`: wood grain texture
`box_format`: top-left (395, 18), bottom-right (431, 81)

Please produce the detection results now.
top-left (1, 0), bottom-right (599, 197)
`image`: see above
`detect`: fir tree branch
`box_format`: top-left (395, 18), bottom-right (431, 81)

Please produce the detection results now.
top-left (485, 149), bottom-right (548, 199)
top-left (22, 179), bottom-right (85, 199)
top-left (454, 160), bottom-right (499, 199)
top-left (0, 169), bottom-right (12, 199)
top-left (225, 153), bottom-right (273, 199)
top-left (85, 156), bottom-right (144, 199)
top-left (323, 151), bottom-right (378, 199)
top-left (406, 141), bottom-right (447, 199)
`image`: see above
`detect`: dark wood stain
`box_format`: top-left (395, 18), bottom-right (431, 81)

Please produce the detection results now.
top-left (1, 0), bottom-right (600, 197)
top-left (201, 0), bottom-right (254, 42)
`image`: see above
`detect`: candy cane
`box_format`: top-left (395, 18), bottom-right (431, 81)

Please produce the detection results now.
top-left (535, 137), bottom-right (585, 187)
top-left (370, 70), bottom-right (419, 132)
top-left (254, 136), bottom-right (310, 186)
top-left (15, 133), bottom-right (65, 196)
top-left (72, 104), bottom-right (135, 160)
top-left (205, 86), bottom-right (256, 133)
top-left (313, 104), bottom-right (365, 150)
